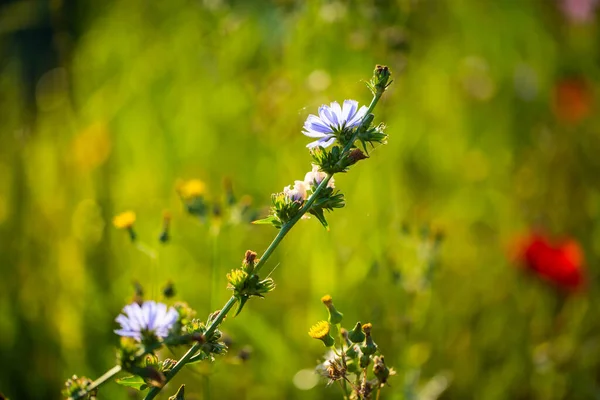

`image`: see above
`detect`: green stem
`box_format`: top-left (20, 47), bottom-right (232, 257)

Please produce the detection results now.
top-left (337, 325), bottom-right (348, 398)
top-left (254, 174), bottom-right (333, 275)
top-left (69, 365), bottom-right (122, 400)
top-left (339, 88), bottom-right (384, 157)
top-left (143, 296), bottom-right (238, 400)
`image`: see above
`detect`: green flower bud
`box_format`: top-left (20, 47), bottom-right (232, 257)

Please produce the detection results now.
top-left (162, 281), bottom-right (176, 298)
top-left (159, 211), bottom-right (171, 244)
top-left (348, 322), bottom-right (366, 343)
top-left (345, 343), bottom-right (360, 359)
top-left (308, 321), bottom-right (335, 347)
top-left (321, 295), bottom-right (344, 325)
top-left (360, 323), bottom-right (378, 356)
top-left (359, 353), bottom-right (371, 369)
top-left (346, 357), bottom-right (360, 374)
top-left (372, 65), bottom-right (392, 92)
top-left (62, 375), bottom-right (95, 399)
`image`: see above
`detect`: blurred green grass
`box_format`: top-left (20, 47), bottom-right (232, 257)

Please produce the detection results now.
top-left (1, 0), bottom-right (600, 399)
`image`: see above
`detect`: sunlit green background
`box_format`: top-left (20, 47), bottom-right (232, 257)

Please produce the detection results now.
top-left (2, 0), bottom-right (600, 399)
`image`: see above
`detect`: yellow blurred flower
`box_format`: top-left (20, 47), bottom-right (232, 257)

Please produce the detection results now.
top-left (113, 211), bottom-right (136, 229)
top-left (71, 122), bottom-right (112, 172)
top-left (177, 179), bottom-right (206, 200)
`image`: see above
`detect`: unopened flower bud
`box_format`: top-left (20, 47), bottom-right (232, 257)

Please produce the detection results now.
top-left (177, 179), bottom-right (208, 217)
top-left (237, 346), bottom-right (252, 362)
top-left (162, 281), bottom-right (176, 298)
top-left (132, 281), bottom-right (144, 305)
top-left (308, 321), bottom-right (335, 347)
top-left (345, 343), bottom-right (360, 359)
top-left (359, 353), bottom-right (371, 368)
top-left (340, 328), bottom-right (351, 347)
top-left (347, 148), bottom-right (368, 166)
top-left (361, 323), bottom-right (378, 355)
top-left (159, 210), bottom-right (171, 243)
top-left (242, 250), bottom-right (258, 274)
top-left (62, 375), bottom-right (95, 398)
top-left (373, 65), bottom-right (392, 92)
top-left (348, 322), bottom-right (366, 343)
top-left (224, 177), bottom-right (236, 206)
top-left (321, 295), bottom-right (344, 324)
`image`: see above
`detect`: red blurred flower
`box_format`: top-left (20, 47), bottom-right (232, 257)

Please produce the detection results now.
top-left (552, 77), bottom-right (592, 123)
top-left (518, 234), bottom-right (585, 291)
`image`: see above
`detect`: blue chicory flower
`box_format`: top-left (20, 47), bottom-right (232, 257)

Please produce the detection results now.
top-left (303, 100), bottom-right (368, 149)
top-left (114, 300), bottom-right (179, 341)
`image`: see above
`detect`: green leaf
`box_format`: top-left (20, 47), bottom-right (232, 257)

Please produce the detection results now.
top-left (168, 384), bottom-right (185, 400)
top-left (234, 295), bottom-right (250, 316)
top-left (310, 208), bottom-right (329, 230)
top-left (115, 376), bottom-right (148, 391)
top-left (252, 216), bottom-right (278, 226)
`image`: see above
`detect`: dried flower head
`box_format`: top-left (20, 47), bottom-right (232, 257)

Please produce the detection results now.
top-left (243, 250), bottom-right (258, 274)
top-left (324, 357), bottom-right (347, 383)
top-left (373, 355), bottom-right (396, 386)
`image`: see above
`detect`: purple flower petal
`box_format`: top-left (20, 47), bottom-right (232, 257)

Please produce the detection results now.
top-left (342, 100), bottom-right (358, 122)
top-left (330, 101), bottom-right (342, 126)
top-left (114, 301), bottom-right (179, 341)
top-left (304, 115), bottom-right (332, 133)
top-left (318, 105), bottom-right (337, 127)
top-left (346, 105), bottom-right (368, 127)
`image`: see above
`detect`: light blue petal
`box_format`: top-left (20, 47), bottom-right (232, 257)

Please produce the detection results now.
top-left (319, 136), bottom-right (337, 148)
top-left (330, 101), bottom-right (342, 126)
top-left (346, 105), bottom-right (368, 127)
top-left (303, 129), bottom-right (327, 138)
top-left (342, 100), bottom-right (358, 122)
top-left (305, 115), bottom-right (333, 134)
top-left (318, 105), bottom-right (337, 127)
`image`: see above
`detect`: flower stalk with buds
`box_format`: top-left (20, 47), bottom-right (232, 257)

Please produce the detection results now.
top-left (65, 65), bottom-right (392, 400)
